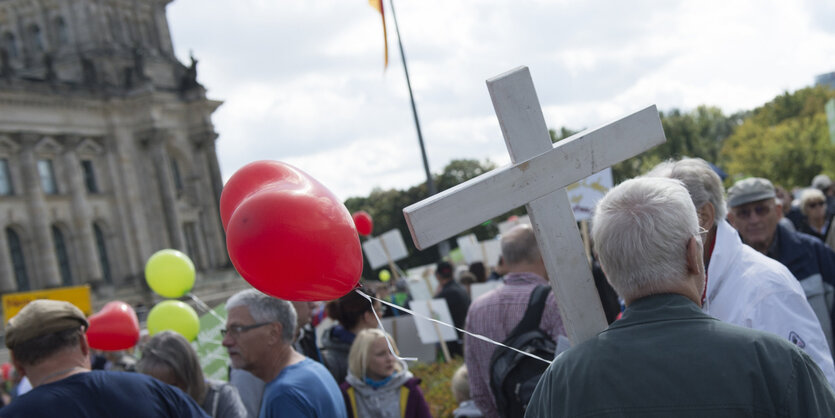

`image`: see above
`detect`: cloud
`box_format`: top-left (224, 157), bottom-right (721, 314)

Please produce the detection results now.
top-left (168, 0), bottom-right (835, 200)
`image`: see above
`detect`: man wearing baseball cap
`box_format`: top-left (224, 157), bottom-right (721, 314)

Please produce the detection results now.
top-left (728, 177), bottom-right (835, 357)
top-left (1, 299), bottom-right (208, 417)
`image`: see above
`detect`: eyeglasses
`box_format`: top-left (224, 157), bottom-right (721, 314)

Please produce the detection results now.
top-left (807, 201), bottom-right (826, 209)
top-left (697, 226), bottom-right (709, 238)
top-left (732, 204), bottom-right (772, 219)
top-left (220, 322), bottom-right (272, 338)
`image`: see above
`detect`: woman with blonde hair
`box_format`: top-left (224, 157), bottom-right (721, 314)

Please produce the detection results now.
top-left (799, 188), bottom-right (835, 248)
top-left (340, 328), bottom-right (431, 418)
top-left (137, 331), bottom-right (247, 418)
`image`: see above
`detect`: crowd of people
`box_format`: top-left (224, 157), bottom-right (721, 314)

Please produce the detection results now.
top-left (6, 158), bottom-right (835, 416)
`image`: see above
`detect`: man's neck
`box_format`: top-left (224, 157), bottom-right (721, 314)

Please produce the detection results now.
top-left (259, 344), bottom-right (305, 383)
top-left (25, 353), bottom-right (89, 388)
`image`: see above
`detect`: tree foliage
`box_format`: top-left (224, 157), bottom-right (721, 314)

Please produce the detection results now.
top-left (720, 86), bottom-right (835, 188)
top-left (550, 106), bottom-right (746, 183)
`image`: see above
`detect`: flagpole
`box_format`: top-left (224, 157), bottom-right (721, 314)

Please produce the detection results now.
top-left (387, 0), bottom-right (450, 256)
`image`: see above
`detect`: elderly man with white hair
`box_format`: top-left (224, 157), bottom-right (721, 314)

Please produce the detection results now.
top-left (648, 158), bottom-right (835, 385)
top-left (222, 289), bottom-right (346, 418)
top-left (526, 177), bottom-right (835, 417)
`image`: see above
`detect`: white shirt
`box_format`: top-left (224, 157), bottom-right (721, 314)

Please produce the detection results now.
top-left (705, 220), bottom-right (835, 388)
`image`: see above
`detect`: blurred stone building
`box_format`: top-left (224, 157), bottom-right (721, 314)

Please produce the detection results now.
top-left (0, 0), bottom-right (227, 294)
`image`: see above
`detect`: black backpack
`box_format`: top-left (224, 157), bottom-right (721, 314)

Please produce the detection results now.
top-left (489, 285), bottom-right (556, 418)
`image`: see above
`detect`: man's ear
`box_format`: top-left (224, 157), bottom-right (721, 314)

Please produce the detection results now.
top-left (11, 353), bottom-right (25, 378)
top-left (268, 322), bottom-right (283, 345)
top-left (698, 202), bottom-right (716, 231)
top-left (686, 236), bottom-right (705, 276)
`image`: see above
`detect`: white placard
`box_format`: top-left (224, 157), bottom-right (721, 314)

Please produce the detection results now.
top-left (380, 316), bottom-right (436, 363)
top-left (362, 228), bottom-right (410, 269)
top-left (469, 281), bottom-right (502, 301)
top-left (566, 167), bottom-right (613, 221)
top-left (457, 234), bottom-right (502, 268)
top-left (456, 234), bottom-right (481, 264)
top-left (408, 298), bottom-right (458, 344)
top-left (482, 239), bottom-right (501, 268)
top-left (406, 276), bottom-right (437, 301)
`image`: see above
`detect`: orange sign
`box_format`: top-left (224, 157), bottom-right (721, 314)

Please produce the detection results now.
top-left (2, 285), bottom-right (92, 324)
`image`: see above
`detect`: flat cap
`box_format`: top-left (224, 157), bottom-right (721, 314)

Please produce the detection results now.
top-left (727, 177), bottom-right (776, 208)
top-left (5, 299), bottom-right (88, 350)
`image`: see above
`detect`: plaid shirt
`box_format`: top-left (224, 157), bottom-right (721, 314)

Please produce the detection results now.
top-left (463, 272), bottom-right (566, 418)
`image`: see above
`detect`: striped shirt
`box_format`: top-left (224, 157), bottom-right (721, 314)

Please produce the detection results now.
top-left (463, 272), bottom-right (566, 418)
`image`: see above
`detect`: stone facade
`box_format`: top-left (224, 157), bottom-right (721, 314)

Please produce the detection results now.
top-left (0, 0), bottom-right (228, 294)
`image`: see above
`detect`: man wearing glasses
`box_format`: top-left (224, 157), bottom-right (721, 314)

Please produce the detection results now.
top-left (649, 160), bottom-right (835, 388)
top-left (222, 289), bottom-right (346, 418)
top-left (728, 177), bottom-right (835, 357)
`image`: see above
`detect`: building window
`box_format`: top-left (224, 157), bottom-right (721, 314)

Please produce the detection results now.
top-left (52, 226), bottom-right (72, 286)
top-left (54, 17), bottom-right (69, 46)
top-left (37, 159), bottom-right (57, 194)
top-left (170, 158), bottom-right (184, 195)
top-left (93, 223), bottom-right (112, 284)
top-left (28, 24), bottom-right (44, 53)
top-left (6, 228), bottom-right (29, 291)
top-left (3, 32), bottom-right (18, 59)
top-left (81, 160), bottom-right (98, 193)
top-left (0, 158), bottom-right (12, 195)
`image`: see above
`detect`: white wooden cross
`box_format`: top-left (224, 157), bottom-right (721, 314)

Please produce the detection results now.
top-left (403, 66), bottom-right (666, 344)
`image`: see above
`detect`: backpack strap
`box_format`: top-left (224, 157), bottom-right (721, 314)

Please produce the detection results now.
top-left (508, 285), bottom-right (551, 338)
top-left (399, 386), bottom-right (409, 417)
top-left (347, 386), bottom-right (359, 418)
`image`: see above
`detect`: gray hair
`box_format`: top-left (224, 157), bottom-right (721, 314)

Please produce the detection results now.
top-left (592, 177), bottom-right (700, 302)
top-left (137, 331), bottom-right (207, 404)
top-left (501, 224), bottom-right (541, 265)
top-left (646, 158), bottom-right (726, 225)
top-left (226, 289), bottom-right (297, 343)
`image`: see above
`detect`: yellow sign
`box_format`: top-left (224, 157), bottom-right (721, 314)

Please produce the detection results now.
top-left (2, 285), bottom-right (92, 324)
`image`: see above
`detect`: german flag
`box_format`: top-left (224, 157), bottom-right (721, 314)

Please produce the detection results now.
top-left (368, 0), bottom-right (388, 68)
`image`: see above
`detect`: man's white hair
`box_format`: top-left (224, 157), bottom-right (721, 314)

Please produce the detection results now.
top-left (592, 177), bottom-right (700, 302)
top-left (227, 289), bottom-right (297, 343)
top-left (646, 158), bottom-right (727, 225)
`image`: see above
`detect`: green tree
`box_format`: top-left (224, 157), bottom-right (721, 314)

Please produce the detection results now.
top-left (550, 106), bottom-right (743, 183)
top-left (720, 86), bottom-right (835, 188)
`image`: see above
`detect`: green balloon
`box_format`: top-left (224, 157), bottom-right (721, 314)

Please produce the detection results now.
top-left (146, 300), bottom-right (200, 342)
top-left (145, 249), bottom-right (195, 298)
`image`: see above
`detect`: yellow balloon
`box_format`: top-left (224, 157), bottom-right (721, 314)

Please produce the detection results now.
top-left (145, 249), bottom-right (195, 298)
top-left (146, 300), bottom-right (200, 342)
top-left (379, 269), bottom-right (391, 282)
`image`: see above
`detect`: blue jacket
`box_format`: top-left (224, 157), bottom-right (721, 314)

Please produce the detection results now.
top-left (771, 223), bottom-right (835, 339)
top-left (773, 223), bottom-right (835, 287)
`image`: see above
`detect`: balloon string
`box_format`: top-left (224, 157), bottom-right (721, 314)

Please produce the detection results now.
top-left (356, 290), bottom-right (418, 362)
top-left (354, 290), bottom-right (552, 365)
top-left (188, 293), bottom-right (226, 323)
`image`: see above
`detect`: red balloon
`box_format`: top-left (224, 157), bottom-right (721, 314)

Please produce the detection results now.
top-left (86, 301), bottom-right (140, 351)
top-left (352, 211), bottom-right (373, 236)
top-left (222, 161), bottom-right (363, 301)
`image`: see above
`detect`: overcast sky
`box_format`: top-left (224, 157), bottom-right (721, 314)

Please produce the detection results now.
top-left (166, 0), bottom-right (835, 201)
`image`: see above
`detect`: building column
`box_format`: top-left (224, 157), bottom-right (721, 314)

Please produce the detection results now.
top-left (62, 138), bottom-right (103, 283)
top-left (148, 132), bottom-right (184, 251)
top-left (192, 131), bottom-right (228, 268)
top-left (0, 227), bottom-right (16, 292)
top-left (19, 136), bottom-right (61, 288)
